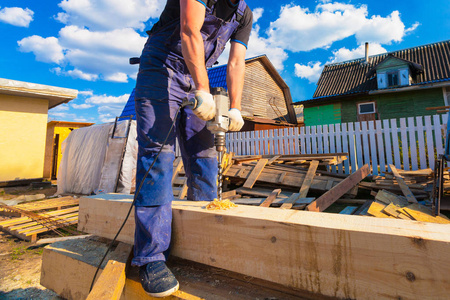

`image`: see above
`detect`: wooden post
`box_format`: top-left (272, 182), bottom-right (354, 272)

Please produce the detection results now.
top-left (86, 260), bottom-right (127, 300)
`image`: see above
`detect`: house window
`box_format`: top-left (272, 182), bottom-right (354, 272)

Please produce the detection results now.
top-left (387, 71), bottom-right (399, 87)
top-left (358, 102), bottom-right (376, 114)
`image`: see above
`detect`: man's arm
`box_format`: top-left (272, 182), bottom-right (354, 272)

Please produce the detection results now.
top-left (180, 0), bottom-right (209, 93)
top-left (226, 41), bottom-right (247, 110)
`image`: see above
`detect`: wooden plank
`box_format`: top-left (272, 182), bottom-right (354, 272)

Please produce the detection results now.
top-left (78, 194), bottom-right (450, 300)
top-left (408, 117), bottom-right (418, 170)
top-left (353, 200), bottom-right (373, 216)
top-left (400, 118), bottom-right (410, 171)
top-left (383, 119), bottom-right (393, 168)
top-left (298, 160), bottom-right (319, 198)
top-left (280, 193), bottom-right (300, 209)
top-left (306, 164), bottom-right (370, 212)
top-left (339, 206), bottom-right (357, 215)
top-left (242, 159), bottom-right (268, 188)
top-left (416, 116), bottom-right (427, 169)
top-left (389, 164), bottom-right (418, 203)
top-left (390, 119), bottom-right (402, 169)
top-left (259, 189), bottom-right (281, 207)
top-left (86, 260), bottom-right (127, 300)
top-left (267, 155), bottom-right (280, 165)
top-left (424, 116), bottom-right (435, 168)
top-left (368, 121), bottom-right (378, 175)
top-left (375, 120), bottom-right (386, 173)
top-left (403, 204), bottom-right (450, 224)
top-left (367, 202), bottom-right (392, 218)
top-left (375, 189), bottom-right (409, 207)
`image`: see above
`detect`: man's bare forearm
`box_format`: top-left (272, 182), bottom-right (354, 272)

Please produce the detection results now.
top-left (180, 0), bottom-right (209, 92)
top-left (226, 42), bottom-right (247, 110)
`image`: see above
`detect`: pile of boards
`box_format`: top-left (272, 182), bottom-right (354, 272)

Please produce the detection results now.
top-left (0, 196), bottom-right (80, 242)
top-left (203, 152), bottom-right (450, 223)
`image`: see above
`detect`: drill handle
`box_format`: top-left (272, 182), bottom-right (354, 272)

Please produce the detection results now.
top-left (182, 97), bottom-right (198, 109)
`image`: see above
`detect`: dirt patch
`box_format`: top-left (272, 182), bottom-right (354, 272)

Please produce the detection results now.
top-left (0, 183), bottom-right (66, 299)
top-left (0, 232), bottom-right (63, 299)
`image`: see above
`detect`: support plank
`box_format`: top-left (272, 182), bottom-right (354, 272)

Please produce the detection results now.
top-left (78, 194), bottom-right (450, 300)
top-left (259, 189), bottom-right (281, 207)
top-left (242, 159), bottom-right (268, 188)
top-left (306, 164), bottom-right (370, 212)
top-left (86, 260), bottom-right (127, 300)
top-left (389, 164), bottom-right (418, 203)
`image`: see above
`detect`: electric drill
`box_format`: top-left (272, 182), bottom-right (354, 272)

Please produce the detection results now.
top-left (183, 87), bottom-right (230, 200)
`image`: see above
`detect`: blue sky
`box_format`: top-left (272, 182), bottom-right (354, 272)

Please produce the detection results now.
top-left (1, 0), bottom-right (449, 123)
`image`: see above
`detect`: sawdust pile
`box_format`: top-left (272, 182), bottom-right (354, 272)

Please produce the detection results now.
top-left (206, 199), bottom-right (237, 210)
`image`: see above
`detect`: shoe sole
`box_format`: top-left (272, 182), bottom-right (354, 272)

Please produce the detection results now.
top-left (145, 282), bottom-right (179, 298)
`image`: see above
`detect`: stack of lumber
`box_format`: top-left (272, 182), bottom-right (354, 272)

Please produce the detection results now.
top-left (214, 154), bottom-right (448, 221)
top-left (0, 196), bottom-right (80, 242)
top-left (368, 189), bottom-right (450, 223)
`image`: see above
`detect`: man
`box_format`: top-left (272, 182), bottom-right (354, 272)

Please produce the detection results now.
top-left (133, 0), bottom-right (253, 297)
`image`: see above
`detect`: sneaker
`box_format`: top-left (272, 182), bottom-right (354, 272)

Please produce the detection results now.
top-left (139, 261), bottom-right (179, 297)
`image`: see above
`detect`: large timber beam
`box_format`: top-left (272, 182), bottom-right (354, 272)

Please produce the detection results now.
top-left (78, 194), bottom-right (450, 300)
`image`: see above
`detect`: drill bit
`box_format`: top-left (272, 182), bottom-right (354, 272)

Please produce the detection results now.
top-left (218, 151), bottom-right (223, 201)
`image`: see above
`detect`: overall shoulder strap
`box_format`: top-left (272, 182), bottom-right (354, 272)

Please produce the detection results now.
top-left (235, 0), bottom-right (246, 23)
top-left (207, 0), bottom-right (217, 10)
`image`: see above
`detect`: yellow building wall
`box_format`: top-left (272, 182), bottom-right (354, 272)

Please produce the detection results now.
top-left (0, 95), bottom-right (49, 182)
top-left (53, 126), bottom-right (73, 177)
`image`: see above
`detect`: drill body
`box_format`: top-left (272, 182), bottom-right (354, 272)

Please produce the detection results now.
top-left (183, 87), bottom-right (230, 200)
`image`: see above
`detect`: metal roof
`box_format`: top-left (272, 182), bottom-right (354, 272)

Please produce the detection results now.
top-left (296, 40), bottom-right (450, 105)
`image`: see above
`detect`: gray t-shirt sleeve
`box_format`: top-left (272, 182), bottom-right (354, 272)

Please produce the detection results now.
top-left (230, 6), bottom-right (253, 48)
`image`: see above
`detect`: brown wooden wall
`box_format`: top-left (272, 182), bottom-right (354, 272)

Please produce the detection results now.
top-left (242, 60), bottom-right (289, 121)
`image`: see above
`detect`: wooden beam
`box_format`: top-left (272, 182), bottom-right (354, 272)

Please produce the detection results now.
top-left (78, 194), bottom-right (450, 300)
top-left (389, 165), bottom-right (418, 203)
top-left (259, 189), bottom-right (281, 207)
top-left (41, 238), bottom-right (306, 300)
top-left (306, 164), bottom-right (370, 212)
top-left (243, 158), bottom-right (268, 188)
top-left (86, 260), bottom-right (127, 300)
top-left (298, 160), bottom-right (319, 197)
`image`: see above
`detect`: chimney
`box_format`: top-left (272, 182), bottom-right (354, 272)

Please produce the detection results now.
top-left (365, 42), bottom-right (370, 64)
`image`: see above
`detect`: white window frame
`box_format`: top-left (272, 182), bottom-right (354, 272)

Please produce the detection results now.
top-left (358, 102), bottom-right (376, 115)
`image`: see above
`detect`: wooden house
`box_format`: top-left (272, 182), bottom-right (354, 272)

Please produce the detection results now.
top-left (120, 55), bottom-right (298, 129)
top-left (0, 78), bottom-right (77, 185)
top-left (294, 40), bottom-right (450, 126)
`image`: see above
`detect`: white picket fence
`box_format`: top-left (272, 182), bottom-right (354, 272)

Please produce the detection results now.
top-left (225, 114), bottom-right (448, 175)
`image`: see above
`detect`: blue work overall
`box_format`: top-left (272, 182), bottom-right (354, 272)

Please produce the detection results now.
top-left (132, 0), bottom-right (247, 266)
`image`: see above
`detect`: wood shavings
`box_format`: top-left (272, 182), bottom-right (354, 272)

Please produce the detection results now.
top-left (206, 199), bottom-right (237, 210)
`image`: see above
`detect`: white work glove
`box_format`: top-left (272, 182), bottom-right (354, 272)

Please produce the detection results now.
top-left (228, 108), bottom-right (244, 131)
top-left (192, 90), bottom-right (216, 121)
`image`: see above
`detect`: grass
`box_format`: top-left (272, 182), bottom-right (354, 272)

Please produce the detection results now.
top-left (10, 246), bottom-right (27, 260)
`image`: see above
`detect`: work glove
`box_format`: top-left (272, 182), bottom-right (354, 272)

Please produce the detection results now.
top-left (192, 90), bottom-right (216, 121)
top-left (228, 108), bottom-right (244, 131)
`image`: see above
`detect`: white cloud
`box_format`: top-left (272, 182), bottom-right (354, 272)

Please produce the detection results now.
top-left (71, 103), bottom-right (94, 109)
top-left (330, 43), bottom-right (387, 63)
top-left (66, 69), bottom-right (99, 81)
top-left (99, 113), bottom-right (116, 123)
top-left (253, 8), bottom-right (264, 23)
top-left (18, 36), bottom-right (65, 64)
top-left (104, 72), bottom-right (128, 83)
top-left (86, 94), bottom-right (129, 104)
top-left (294, 62), bottom-right (323, 83)
top-left (267, 3), bottom-right (417, 52)
top-left (50, 103), bottom-right (70, 112)
top-left (405, 22), bottom-right (420, 34)
top-left (48, 112), bottom-right (78, 120)
top-left (355, 11), bottom-right (405, 44)
top-left (56, 0), bottom-right (163, 31)
top-left (74, 117), bottom-right (89, 122)
top-left (0, 7), bottom-right (34, 27)
top-left (79, 90), bottom-right (94, 96)
top-left (294, 43), bottom-right (388, 83)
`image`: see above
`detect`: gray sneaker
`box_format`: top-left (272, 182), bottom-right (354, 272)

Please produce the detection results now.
top-left (139, 261), bottom-right (179, 297)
